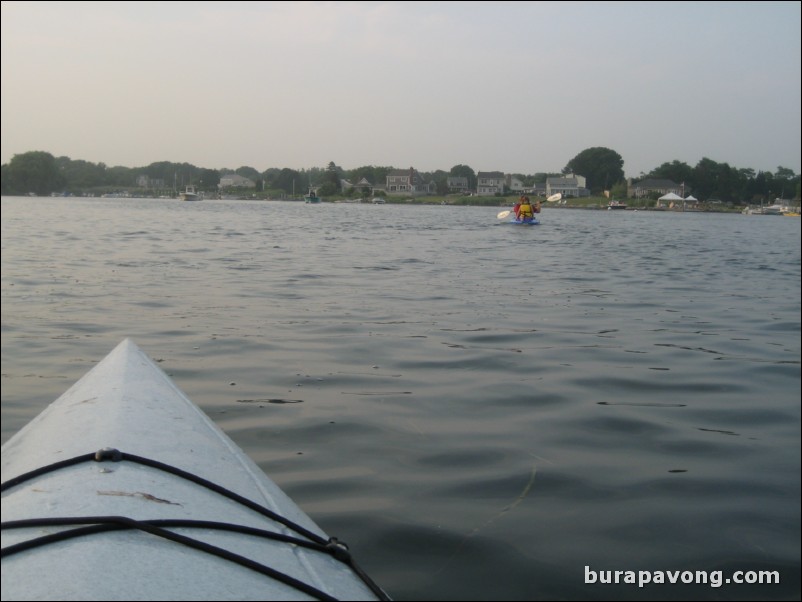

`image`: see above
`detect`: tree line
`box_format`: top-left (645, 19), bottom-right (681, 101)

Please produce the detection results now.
top-left (1, 148), bottom-right (799, 204)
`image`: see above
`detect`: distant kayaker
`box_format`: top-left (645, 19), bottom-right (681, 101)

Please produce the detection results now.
top-left (534, 199), bottom-right (542, 214)
top-left (514, 196), bottom-right (523, 219)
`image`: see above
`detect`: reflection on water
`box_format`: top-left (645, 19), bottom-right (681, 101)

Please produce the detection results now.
top-left (2, 196), bottom-right (800, 600)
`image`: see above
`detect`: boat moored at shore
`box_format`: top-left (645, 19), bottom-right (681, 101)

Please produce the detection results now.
top-left (304, 187), bottom-right (322, 203)
top-left (179, 185), bottom-right (201, 201)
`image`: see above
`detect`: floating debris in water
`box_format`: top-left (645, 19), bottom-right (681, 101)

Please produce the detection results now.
top-left (597, 401), bottom-right (686, 407)
top-left (236, 398), bottom-right (303, 404)
top-left (698, 427), bottom-right (739, 436)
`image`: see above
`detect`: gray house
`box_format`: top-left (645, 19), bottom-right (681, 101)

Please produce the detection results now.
top-left (476, 171), bottom-right (505, 196)
top-left (546, 174), bottom-right (589, 198)
top-left (386, 168), bottom-right (435, 195)
top-left (447, 176), bottom-right (470, 194)
top-left (341, 177), bottom-right (375, 194)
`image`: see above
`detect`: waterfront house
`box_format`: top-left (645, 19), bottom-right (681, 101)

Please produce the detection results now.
top-left (447, 176), bottom-right (470, 194)
top-left (505, 175), bottom-right (525, 192)
top-left (385, 168), bottom-right (435, 195)
top-left (476, 171), bottom-right (506, 196)
top-left (219, 173), bottom-right (256, 189)
top-left (546, 174), bottom-right (589, 198)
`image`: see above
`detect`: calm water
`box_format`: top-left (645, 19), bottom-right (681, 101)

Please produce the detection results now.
top-left (2, 196), bottom-right (800, 600)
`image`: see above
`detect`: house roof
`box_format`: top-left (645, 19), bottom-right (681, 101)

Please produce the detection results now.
top-left (633, 178), bottom-right (679, 189)
top-left (342, 177), bottom-right (375, 188)
top-left (547, 177), bottom-right (580, 187)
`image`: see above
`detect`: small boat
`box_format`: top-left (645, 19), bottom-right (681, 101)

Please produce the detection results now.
top-left (743, 203), bottom-right (795, 215)
top-left (304, 188), bottom-right (322, 204)
top-left (762, 203), bottom-right (787, 215)
top-left (179, 186), bottom-right (201, 201)
top-left (1, 339), bottom-right (389, 601)
top-left (607, 200), bottom-right (627, 210)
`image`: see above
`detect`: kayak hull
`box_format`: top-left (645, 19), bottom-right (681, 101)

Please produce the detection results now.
top-left (509, 217), bottom-right (540, 225)
top-left (1, 339), bottom-right (384, 601)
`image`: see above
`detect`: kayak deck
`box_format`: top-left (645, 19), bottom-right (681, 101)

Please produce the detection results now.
top-left (1, 339), bottom-right (388, 601)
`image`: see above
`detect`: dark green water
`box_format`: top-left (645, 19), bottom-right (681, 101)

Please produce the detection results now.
top-left (2, 196), bottom-right (800, 600)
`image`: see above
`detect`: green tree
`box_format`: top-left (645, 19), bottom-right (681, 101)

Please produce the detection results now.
top-left (434, 169), bottom-right (450, 195)
top-left (346, 165), bottom-right (391, 188)
top-left (325, 161), bottom-right (342, 191)
top-left (0, 164), bottom-right (9, 195)
top-left (450, 164), bottom-right (476, 191)
top-left (198, 168), bottom-right (220, 191)
top-left (318, 182), bottom-right (339, 196)
top-left (262, 168), bottom-right (282, 189)
top-left (105, 165), bottom-right (135, 187)
top-left (564, 147), bottom-right (624, 193)
top-left (646, 160), bottom-right (694, 187)
top-left (274, 168), bottom-right (302, 195)
top-left (145, 161), bottom-right (178, 182)
top-left (610, 180), bottom-right (628, 199)
top-left (773, 166), bottom-right (798, 200)
top-left (55, 156), bottom-right (108, 190)
top-left (235, 166), bottom-right (261, 182)
top-left (692, 158), bottom-right (742, 203)
top-left (3, 151), bottom-right (66, 195)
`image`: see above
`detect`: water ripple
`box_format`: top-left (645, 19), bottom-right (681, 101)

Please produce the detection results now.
top-left (1, 197), bottom-right (799, 601)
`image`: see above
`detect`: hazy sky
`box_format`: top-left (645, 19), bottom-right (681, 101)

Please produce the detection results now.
top-left (2, 1), bottom-right (800, 178)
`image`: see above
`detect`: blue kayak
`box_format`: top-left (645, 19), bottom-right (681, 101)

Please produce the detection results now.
top-left (508, 217), bottom-right (540, 225)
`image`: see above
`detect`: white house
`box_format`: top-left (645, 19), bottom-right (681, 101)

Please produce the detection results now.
top-left (505, 174), bottom-right (525, 192)
top-left (219, 173), bottom-right (256, 188)
top-left (136, 175), bottom-right (165, 189)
